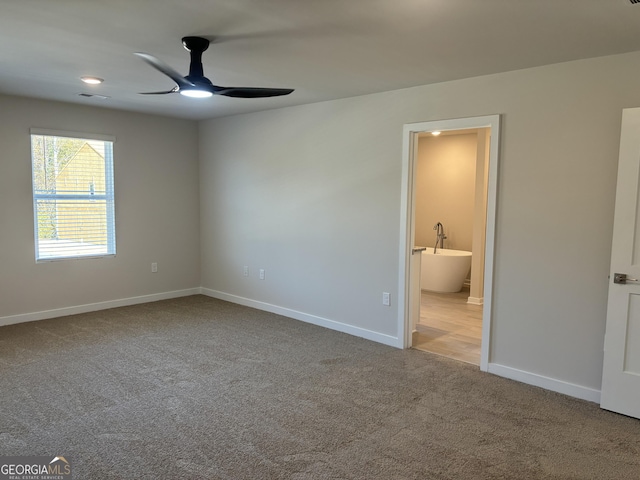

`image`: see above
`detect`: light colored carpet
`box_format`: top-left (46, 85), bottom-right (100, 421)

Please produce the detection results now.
top-left (0, 295), bottom-right (638, 479)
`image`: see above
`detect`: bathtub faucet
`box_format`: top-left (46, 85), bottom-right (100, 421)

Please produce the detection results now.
top-left (433, 222), bottom-right (447, 254)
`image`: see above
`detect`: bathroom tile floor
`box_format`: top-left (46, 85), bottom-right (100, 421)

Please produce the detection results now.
top-left (413, 288), bottom-right (483, 365)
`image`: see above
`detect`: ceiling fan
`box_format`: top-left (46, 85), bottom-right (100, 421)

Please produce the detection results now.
top-left (135, 36), bottom-right (294, 99)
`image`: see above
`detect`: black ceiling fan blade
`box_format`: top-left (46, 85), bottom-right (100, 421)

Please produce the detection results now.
top-left (134, 52), bottom-right (194, 89)
top-left (139, 87), bottom-right (179, 95)
top-left (217, 87), bottom-right (294, 98)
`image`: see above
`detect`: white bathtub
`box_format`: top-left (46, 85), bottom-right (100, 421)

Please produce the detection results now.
top-left (421, 249), bottom-right (472, 293)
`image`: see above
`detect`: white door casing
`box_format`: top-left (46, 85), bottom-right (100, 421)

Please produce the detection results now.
top-left (601, 107), bottom-right (640, 419)
top-left (398, 114), bottom-right (500, 371)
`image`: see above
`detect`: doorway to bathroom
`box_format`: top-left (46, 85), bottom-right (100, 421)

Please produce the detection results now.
top-left (414, 128), bottom-right (486, 365)
top-left (398, 115), bottom-right (500, 372)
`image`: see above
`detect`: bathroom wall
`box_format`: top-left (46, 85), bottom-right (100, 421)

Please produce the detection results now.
top-left (469, 128), bottom-right (490, 304)
top-left (415, 132), bottom-right (478, 251)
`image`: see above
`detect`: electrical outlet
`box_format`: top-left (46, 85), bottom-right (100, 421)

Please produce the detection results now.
top-left (243, 266), bottom-right (249, 277)
top-left (382, 292), bottom-right (390, 306)
top-left (151, 262), bottom-right (158, 273)
top-left (259, 269), bottom-right (265, 280)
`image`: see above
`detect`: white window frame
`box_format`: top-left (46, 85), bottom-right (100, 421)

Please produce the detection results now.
top-left (30, 128), bottom-right (116, 262)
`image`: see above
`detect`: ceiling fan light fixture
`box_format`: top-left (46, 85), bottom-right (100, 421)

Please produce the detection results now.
top-left (179, 88), bottom-right (213, 98)
top-left (80, 76), bottom-right (104, 85)
top-left (135, 36), bottom-right (294, 100)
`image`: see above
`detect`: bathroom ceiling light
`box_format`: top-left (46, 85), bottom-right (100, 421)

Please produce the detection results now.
top-left (431, 131), bottom-right (441, 136)
top-left (80, 76), bottom-right (104, 85)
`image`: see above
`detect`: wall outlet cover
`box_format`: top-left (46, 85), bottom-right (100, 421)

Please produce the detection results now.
top-left (382, 292), bottom-right (391, 306)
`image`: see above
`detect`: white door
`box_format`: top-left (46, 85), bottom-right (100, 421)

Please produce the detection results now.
top-left (601, 107), bottom-right (640, 419)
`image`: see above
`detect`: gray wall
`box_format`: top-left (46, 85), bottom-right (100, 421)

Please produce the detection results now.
top-left (0, 95), bottom-right (200, 317)
top-left (200, 51), bottom-right (640, 393)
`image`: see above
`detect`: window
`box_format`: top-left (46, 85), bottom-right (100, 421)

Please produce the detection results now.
top-left (30, 130), bottom-right (116, 261)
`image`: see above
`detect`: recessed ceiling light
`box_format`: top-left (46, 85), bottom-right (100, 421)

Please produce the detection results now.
top-left (431, 131), bottom-right (441, 136)
top-left (80, 76), bottom-right (104, 85)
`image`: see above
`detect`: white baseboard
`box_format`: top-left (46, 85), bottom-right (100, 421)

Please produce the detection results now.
top-left (467, 296), bottom-right (483, 305)
top-left (488, 363), bottom-right (601, 404)
top-left (0, 288), bottom-right (201, 328)
top-left (201, 288), bottom-right (403, 348)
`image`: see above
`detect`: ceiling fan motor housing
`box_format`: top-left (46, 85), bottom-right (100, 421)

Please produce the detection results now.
top-left (182, 36), bottom-right (210, 52)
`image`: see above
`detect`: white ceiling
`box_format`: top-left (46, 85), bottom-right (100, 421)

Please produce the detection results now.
top-left (2, 0), bottom-right (640, 120)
